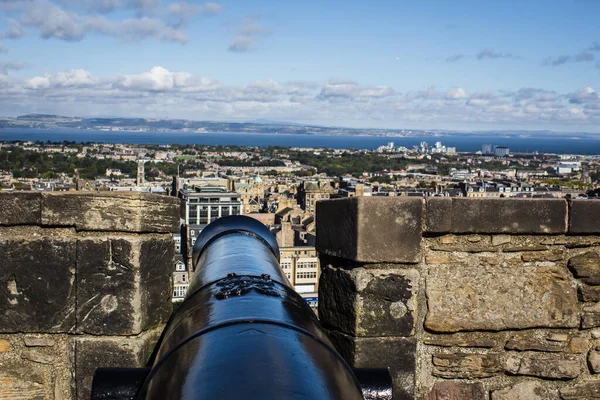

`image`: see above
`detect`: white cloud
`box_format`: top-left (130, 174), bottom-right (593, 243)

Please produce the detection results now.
top-left (0, 66), bottom-right (598, 131)
top-left (228, 15), bottom-right (270, 52)
top-left (85, 15), bottom-right (188, 43)
top-left (2, 19), bottom-right (27, 38)
top-left (2, 0), bottom-right (221, 43)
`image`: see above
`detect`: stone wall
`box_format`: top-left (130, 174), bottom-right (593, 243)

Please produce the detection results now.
top-left (0, 192), bottom-right (179, 400)
top-left (317, 197), bottom-right (600, 400)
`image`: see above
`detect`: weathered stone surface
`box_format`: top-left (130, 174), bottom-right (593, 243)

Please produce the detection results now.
top-left (492, 235), bottom-right (512, 246)
top-left (327, 332), bottom-right (416, 400)
top-left (427, 198), bottom-right (567, 234)
top-left (467, 235), bottom-right (483, 243)
top-left (76, 238), bottom-right (138, 335)
top-left (548, 333), bottom-right (570, 342)
top-left (439, 234), bottom-right (456, 244)
top-left (559, 382), bottom-right (600, 399)
top-left (76, 236), bottom-right (173, 335)
top-left (0, 362), bottom-right (47, 399)
top-left (426, 197), bottom-right (452, 233)
top-left (425, 264), bottom-right (579, 332)
top-left (0, 192), bottom-right (42, 226)
top-left (566, 240), bottom-right (600, 249)
top-left (578, 285), bottom-right (600, 302)
top-left (504, 245), bottom-right (548, 252)
top-left (432, 352), bottom-right (502, 378)
top-left (568, 252), bottom-right (600, 285)
top-left (569, 200), bottom-right (600, 234)
top-left (41, 192), bottom-right (179, 233)
top-left (505, 355), bottom-right (581, 379)
top-left (0, 238), bottom-right (76, 333)
top-left (425, 253), bottom-right (465, 264)
top-left (522, 250), bottom-right (564, 262)
top-left (139, 237), bottom-right (174, 330)
top-left (426, 381), bottom-right (486, 400)
top-left (492, 381), bottom-right (559, 400)
top-left (582, 311), bottom-right (600, 329)
top-left (72, 330), bottom-right (160, 400)
top-left (23, 337), bottom-right (55, 347)
top-left (567, 337), bottom-right (589, 354)
top-left (21, 349), bottom-right (54, 364)
top-left (424, 337), bottom-right (497, 348)
top-left (316, 197), bottom-right (423, 263)
top-left (430, 245), bottom-right (497, 253)
top-left (318, 265), bottom-right (418, 337)
top-left (588, 347), bottom-right (600, 373)
top-left (505, 338), bottom-right (564, 352)
top-left (0, 339), bottom-right (10, 352)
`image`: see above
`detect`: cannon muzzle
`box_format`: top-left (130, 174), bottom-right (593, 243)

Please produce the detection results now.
top-left (92, 215), bottom-right (392, 400)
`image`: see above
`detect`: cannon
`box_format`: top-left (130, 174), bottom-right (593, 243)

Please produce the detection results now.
top-left (92, 215), bottom-right (392, 400)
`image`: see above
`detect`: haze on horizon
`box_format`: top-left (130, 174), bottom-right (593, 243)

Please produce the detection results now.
top-left (0, 0), bottom-right (599, 133)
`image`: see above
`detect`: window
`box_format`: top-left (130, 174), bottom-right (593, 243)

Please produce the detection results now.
top-left (175, 262), bottom-right (185, 271)
top-left (199, 206), bottom-right (209, 225)
top-left (173, 285), bottom-right (188, 298)
top-left (296, 271), bottom-right (317, 279)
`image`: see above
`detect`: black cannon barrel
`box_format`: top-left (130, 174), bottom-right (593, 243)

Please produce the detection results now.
top-left (136, 215), bottom-right (366, 400)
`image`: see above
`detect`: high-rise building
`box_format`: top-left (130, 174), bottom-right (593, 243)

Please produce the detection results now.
top-left (494, 146), bottom-right (510, 157)
top-left (482, 144), bottom-right (493, 155)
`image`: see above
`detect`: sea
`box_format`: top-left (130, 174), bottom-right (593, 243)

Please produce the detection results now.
top-left (1, 128), bottom-right (600, 155)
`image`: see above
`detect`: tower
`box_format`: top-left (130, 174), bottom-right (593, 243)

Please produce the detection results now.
top-left (137, 160), bottom-right (145, 186)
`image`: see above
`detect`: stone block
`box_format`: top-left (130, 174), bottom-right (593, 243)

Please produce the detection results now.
top-left (41, 192), bottom-right (179, 233)
top-left (588, 347), bottom-right (600, 373)
top-left (582, 311), bottom-right (600, 329)
top-left (0, 192), bottom-right (42, 226)
top-left (423, 337), bottom-right (496, 348)
top-left (0, 360), bottom-right (48, 399)
top-left (327, 332), bottom-right (415, 400)
top-left (316, 197), bottom-right (423, 263)
top-left (521, 250), bottom-right (564, 262)
top-left (426, 197), bottom-right (452, 233)
top-left (432, 352), bottom-right (502, 378)
top-left (559, 381), bottom-right (600, 399)
top-left (21, 349), bottom-right (55, 364)
top-left (76, 238), bottom-right (138, 335)
top-left (568, 252), bottom-right (600, 285)
top-left (426, 381), bottom-right (486, 400)
top-left (567, 337), bottom-right (589, 354)
top-left (425, 263), bottom-right (579, 332)
top-left (71, 331), bottom-right (160, 400)
top-left (76, 237), bottom-right (173, 335)
top-left (23, 337), bottom-right (55, 347)
top-left (0, 339), bottom-right (10, 352)
top-left (427, 198), bottom-right (567, 234)
top-left (139, 237), bottom-right (174, 330)
top-left (0, 238), bottom-right (76, 333)
top-left (569, 200), bottom-right (600, 234)
top-left (505, 338), bottom-right (564, 352)
top-left (318, 265), bottom-right (418, 337)
top-left (492, 235), bottom-right (512, 246)
top-left (492, 381), bottom-right (559, 400)
top-left (579, 285), bottom-right (600, 302)
top-left (505, 355), bottom-right (581, 379)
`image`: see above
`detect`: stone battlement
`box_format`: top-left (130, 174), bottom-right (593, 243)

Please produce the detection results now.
top-left (317, 197), bottom-right (600, 400)
top-left (0, 192), bottom-right (179, 400)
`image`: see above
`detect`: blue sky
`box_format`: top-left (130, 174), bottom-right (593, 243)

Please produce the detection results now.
top-left (0, 0), bottom-right (599, 132)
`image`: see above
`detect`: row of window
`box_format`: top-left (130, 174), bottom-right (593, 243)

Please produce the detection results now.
top-left (173, 285), bottom-right (188, 298)
top-left (297, 262), bottom-right (318, 269)
top-left (296, 271), bottom-right (318, 279)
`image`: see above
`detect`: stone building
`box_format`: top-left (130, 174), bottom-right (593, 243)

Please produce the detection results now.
top-left (296, 180), bottom-right (336, 213)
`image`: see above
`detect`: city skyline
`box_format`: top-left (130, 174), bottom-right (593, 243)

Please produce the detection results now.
top-left (0, 0), bottom-right (599, 132)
